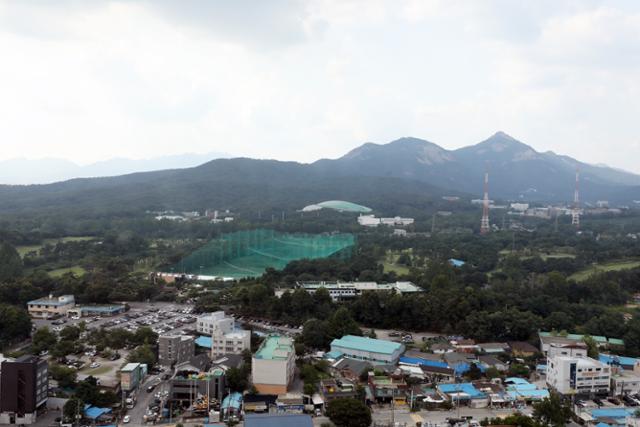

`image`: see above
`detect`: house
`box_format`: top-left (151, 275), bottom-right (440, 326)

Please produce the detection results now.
top-left (368, 375), bottom-right (408, 404)
top-left (252, 336), bottom-right (295, 394)
top-left (453, 339), bottom-right (478, 353)
top-left (508, 341), bottom-right (539, 358)
top-left (330, 335), bottom-right (405, 365)
top-left (220, 392), bottom-right (242, 423)
top-left (437, 383), bottom-right (489, 408)
top-left (27, 295), bottom-right (75, 319)
top-left (479, 355), bottom-right (508, 372)
top-left (478, 343), bottom-right (509, 354)
top-left (319, 379), bottom-right (358, 402)
top-left (504, 378), bottom-right (550, 402)
top-left (331, 358), bottom-right (372, 381)
top-left (431, 342), bottom-right (454, 354)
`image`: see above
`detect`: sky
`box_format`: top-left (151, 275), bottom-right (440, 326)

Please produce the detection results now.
top-left (1, 0), bottom-right (640, 172)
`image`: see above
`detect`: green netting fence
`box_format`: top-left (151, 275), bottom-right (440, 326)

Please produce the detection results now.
top-left (172, 229), bottom-right (355, 279)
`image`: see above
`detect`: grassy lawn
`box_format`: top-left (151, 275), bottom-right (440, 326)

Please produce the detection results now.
top-left (382, 250), bottom-right (412, 275)
top-left (569, 259), bottom-right (640, 282)
top-left (81, 365), bottom-right (112, 376)
top-left (48, 266), bottom-right (87, 277)
top-left (16, 236), bottom-right (94, 258)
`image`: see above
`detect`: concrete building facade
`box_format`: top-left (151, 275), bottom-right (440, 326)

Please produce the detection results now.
top-left (252, 336), bottom-right (295, 394)
top-left (197, 311), bottom-right (250, 358)
top-left (26, 295), bottom-right (75, 319)
top-left (0, 355), bottom-right (48, 425)
top-left (159, 335), bottom-right (195, 367)
top-left (546, 355), bottom-right (611, 395)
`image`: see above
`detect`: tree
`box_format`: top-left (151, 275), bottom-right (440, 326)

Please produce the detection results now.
top-left (226, 366), bottom-right (248, 392)
top-left (0, 304), bottom-right (31, 348)
top-left (127, 343), bottom-right (156, 367)
top-left (327, 307), bottom-right (361, 340)
top-left (302, 319), bottom-right (329, 349)
top-left (532, 393), bottom-right (572, 427)
top-left (326, 398), bottom-right (372, 427)
top-left (49, 364), bottom-right (78, 388)
top-left (0, 242), bottom-right (23, 281)
top-left (63, 397), bottom-right (84, 423)
top-left (583, 335), bottom-right (599, 359)
top-left (31, 327), bottom-right (58, 354)
top-left (59, 325), bottom-right (81, 341)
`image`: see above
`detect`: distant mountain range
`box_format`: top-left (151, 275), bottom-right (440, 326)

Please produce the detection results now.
top-left (0, 132), bottom-right (638, 217)
top-left (314, 132), bottom-right (640, 201)
top-left (0, 152), bottom-right (231, 184)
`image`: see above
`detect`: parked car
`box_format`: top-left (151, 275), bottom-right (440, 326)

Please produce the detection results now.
top-left (123, 415), bottom-right (130, 423)
top-left (89, 362), bottom-right (100, 369)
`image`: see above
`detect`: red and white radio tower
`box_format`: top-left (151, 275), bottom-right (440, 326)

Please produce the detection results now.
top-left (572, 167), bottom-right (580, 227)
top-left (480, 170), bottom-right (490, 234)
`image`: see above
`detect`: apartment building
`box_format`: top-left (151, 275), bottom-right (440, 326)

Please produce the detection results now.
top-left (158, 335), bottom-right (194, 366)
top-left (0, 355), bottom-right (48, 425)
top-left (252, 335), bottom-right (296, 394)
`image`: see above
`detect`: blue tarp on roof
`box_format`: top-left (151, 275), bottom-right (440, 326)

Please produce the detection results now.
top-left (84, 406), bottom-right (111, 420)
top-left (399, 357), bottom-right (449, 369)
top-left (438, 383), bottom-right (485, 399)
top-left (195, 336), bottom-right (212, 348)
top-left (221, 392), bottom-right (243, 411)
top-left (449, 259), bottom-right (466, 267)
top-left (453, 362), bottom-right (486, 376)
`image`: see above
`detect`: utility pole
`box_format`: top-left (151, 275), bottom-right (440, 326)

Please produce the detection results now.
top-left (572, 167), bottom-right (581, 228)
top-left (480, 168), bottom-right (491, 235)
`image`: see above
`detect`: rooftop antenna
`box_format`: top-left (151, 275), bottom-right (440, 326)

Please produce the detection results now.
top-left (572, 167), bottom-right (580, 228)
top-left (480, 167), bottom-right (490, 235)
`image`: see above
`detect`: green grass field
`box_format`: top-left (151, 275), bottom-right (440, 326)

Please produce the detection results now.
top-left (16, 236), bottom-right (94, 258)
top-left (81, 365), bottom-right (111, 376)
top-left (48, 266), bottom-right (87, 278)
top-left (382, 250), bottom-right (412, 275)
top-left (569, 259), bottom-right (640, 282)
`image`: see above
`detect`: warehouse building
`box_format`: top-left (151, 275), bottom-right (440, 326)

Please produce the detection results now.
top-left (330, 335), bottom-right (405, 365)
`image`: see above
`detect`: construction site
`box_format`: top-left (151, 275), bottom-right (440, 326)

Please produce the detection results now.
top-left (173, 229), bottom-right (356, 279)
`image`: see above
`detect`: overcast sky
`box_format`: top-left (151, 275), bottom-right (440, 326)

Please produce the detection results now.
top-left (1, 0), bottom-right (639, 172)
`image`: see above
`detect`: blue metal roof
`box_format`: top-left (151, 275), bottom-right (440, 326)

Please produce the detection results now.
top-left (325, 350), bottom-right (343, 360)
top-left (399, 357), bottom-right (449, 369)
top-left (591, 408), bottom-right (634, 419)
top-left (84, 406), bottom-right (111, 420)
top-left (244, 414), bottom-right (313, 427)
top-left (331, 335), bottom-right (403, 355)
top-left (438, 383), bottom-right (485, 398)
top-left (599, 354), bottom-right (639, 367)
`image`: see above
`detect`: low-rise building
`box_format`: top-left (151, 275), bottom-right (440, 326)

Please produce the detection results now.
top-left (288, 281), bottom-right (422, 302)
top-left (67, 305), bottom-right (126, 317)
top-left (27, 295), bottom-right (75, 319)
top-left (252, 335), bottom-right (296, 394)
top-left (546, 355), bottom-right (610, 395)
top-left (319, 378), bottom-right (358, 403)
top-left (330, 335), bottom-right (405, 365)
top-left (120, 363), bottom-right (147, 393)
top-left (197, 311), bottom-right (250, 357)
top-left (159, 335), bottom-right (194, 366)
top-left (0, 355), bottom-right (48, 425)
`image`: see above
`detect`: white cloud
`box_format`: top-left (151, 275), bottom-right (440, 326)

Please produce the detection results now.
top-left (0, 0), bottom-right (639, 173)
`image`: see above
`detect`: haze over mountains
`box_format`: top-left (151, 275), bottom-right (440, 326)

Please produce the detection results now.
top-left (0, 132), bottom-right (638, 216)
top-left (0, 152), bottom-right (231, 185)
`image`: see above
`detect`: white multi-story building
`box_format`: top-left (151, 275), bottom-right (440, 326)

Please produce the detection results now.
top-left (26, 295), bottom-right (75, 319)
top-left (546, 354), bottom-right (611, 395)
top-left (285, 281), bottom-right (422, 302)
top-left (357, 215), bottom-right (414, 227)
top-left (197, 311), bottom-right (250, 357)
